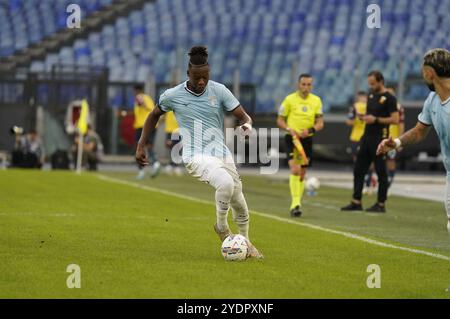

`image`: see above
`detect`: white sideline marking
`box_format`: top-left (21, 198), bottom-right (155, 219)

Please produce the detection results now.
top-left (97, 174), bottom-right (450, 262)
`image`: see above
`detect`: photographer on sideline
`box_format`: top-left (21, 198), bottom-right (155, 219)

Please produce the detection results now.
top-left (11, 128), bottom-right (44, 169)
top-left (71, 124), bottom-right (103, 171)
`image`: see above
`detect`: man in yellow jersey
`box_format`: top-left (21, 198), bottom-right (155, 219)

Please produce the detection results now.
top-left (133, 84), bottom-right (160, 179)
top-left (386, 87), bottom-right (405, 189)
top-left (163, 110), bottom-right (183, 176)
top-left (277, 74), bottom-right (324, 217)
top-left (346, 91), bottom-right (368, 162)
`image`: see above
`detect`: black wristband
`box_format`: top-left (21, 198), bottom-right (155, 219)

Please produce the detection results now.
top-left (375, 117), bottom-right (379, 124)
top-left (308, 127), bottom-right (316, 134)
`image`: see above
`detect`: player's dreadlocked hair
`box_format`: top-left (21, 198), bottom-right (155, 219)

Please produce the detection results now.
top-left (188, 46), bottom-right (208, 67)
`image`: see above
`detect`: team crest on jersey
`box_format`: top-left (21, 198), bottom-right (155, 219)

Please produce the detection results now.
top-left (302, 106), bottom-right (308, 112)
top-left (209, 95), bottom-right (218, 107)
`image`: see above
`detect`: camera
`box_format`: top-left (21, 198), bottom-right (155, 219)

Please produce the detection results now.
top-left (10, 126), bottom-right (24, 135)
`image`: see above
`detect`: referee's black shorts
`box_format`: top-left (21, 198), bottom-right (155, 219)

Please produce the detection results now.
top-left (285, 134), bottom-right (313, 167)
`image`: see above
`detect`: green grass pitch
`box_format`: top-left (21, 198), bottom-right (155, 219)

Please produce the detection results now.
top-left (0, 169), bottom-right (449, 298)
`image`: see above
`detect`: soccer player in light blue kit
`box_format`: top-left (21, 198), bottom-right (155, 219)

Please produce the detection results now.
top-left (136, 46), bottom-right (263, 258)
top-left (377, 48), bottom-right (450, 234)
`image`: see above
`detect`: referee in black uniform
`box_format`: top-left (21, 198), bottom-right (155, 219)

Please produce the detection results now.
top-left (341, 70), bottom-right (399, 213)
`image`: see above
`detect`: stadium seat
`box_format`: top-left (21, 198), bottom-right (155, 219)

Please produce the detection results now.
top-left (0, 0), bottom-right (112, 58)
top-left (15, 0), bottom-right (450, 111)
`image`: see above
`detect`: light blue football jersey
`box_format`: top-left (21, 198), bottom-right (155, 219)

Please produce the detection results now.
top-left (418, 92), bottom-right (450, 180)
top-left (158, 80), bottom-right (240, 163)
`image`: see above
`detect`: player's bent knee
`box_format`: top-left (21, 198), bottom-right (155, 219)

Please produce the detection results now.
top-left (217, 177), bottom-right (234, 198)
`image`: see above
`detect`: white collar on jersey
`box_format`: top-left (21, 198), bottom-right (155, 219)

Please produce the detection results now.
top-left (440, 96), bottom-right (450, 105)
top-left (184, 81), bottom-right (207, 97)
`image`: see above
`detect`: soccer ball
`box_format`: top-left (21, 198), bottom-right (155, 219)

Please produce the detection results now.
top-left (306, 176), bottom-right (320, 192)
top-left (221, 234), bottom-right (248, 261)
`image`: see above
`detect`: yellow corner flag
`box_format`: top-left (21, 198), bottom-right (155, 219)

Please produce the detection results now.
top-left (77, 98), bottom-right (90, 134)
top-left (76, 98), bottom-right (90, 174)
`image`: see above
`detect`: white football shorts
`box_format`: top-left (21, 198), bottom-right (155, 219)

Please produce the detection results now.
top-left (184, 154), bottom-right (241, 185)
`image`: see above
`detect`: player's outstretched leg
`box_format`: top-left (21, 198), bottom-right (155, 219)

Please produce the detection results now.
top-left (230, 181), bottom-right (263, 259)
top-left (209, 168), bottom-right (234, 242)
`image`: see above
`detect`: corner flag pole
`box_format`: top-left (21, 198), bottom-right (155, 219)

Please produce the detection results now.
top-left (76, 128), bottom-right (84, 174)
top-left (76, 98), bottom-right (90, 174)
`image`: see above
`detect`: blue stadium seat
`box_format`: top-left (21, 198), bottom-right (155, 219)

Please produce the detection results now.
top-left (0, 0), bottom-right (112, 58)
top-left (22, 0), bottom-right (450, 110)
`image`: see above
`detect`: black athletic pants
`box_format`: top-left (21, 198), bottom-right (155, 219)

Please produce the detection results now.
top-left (352, 136), bottom-right (388, 203)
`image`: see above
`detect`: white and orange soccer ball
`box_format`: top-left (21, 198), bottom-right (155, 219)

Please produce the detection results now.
top-left (221, 234), bottom-right (248, 261)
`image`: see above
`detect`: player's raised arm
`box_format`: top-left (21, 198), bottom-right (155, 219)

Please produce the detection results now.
top-left (376, 121), bottom-right (431, 155)
top-left (135, 106), bottom-right (164, 165)
top-left (230, 105), bottom-right (253, 135)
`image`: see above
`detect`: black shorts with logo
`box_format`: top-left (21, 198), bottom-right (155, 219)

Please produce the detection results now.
top-left (285, 135), bottom-right (313, 167)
